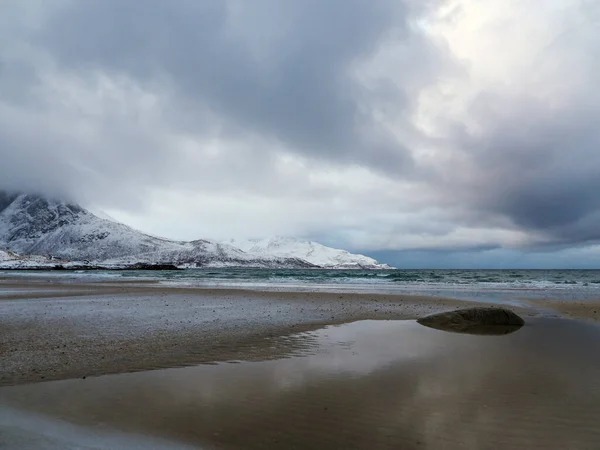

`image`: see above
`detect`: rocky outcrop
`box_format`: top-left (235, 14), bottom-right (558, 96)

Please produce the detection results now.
top-left (417, 307), bottom-right (525, 335)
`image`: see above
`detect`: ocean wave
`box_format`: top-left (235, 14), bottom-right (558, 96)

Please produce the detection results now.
top-left (5, 268), bottom-right (600, 293)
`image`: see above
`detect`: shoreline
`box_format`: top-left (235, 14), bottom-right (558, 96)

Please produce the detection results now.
top-left (1, 277), bottom-right (598, 387)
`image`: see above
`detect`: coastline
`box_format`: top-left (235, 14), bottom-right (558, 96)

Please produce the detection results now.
top-left (1, 275), bottom-right (596, 386)
top-left (0, 278), bottom-right (488, 386)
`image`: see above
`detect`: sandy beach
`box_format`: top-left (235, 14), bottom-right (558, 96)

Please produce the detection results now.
top-left (1, 276), bottom-right (538, 387)
top-left (2, 275), bottom-right (600, 449)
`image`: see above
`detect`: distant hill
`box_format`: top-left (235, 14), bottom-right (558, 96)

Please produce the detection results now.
top-left (226, 237), bottom-right (394, 269)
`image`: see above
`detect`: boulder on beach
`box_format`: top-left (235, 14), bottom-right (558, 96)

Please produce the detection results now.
top-left (417, 307), bottom-right (525, 335)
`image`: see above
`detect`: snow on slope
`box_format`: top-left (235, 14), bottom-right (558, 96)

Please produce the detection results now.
top-left (0, 193), bottom-right (313, 268)
top-left (0, 249), bottom-right (15, 262)
top-left (0, 249), bottom-right (57, 269)
top-left (226, 237), bottom-right (394, 269)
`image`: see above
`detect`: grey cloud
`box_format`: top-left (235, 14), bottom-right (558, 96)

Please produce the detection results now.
top-left (445, 88), bottom-right (600, 247)
top-left (2, 0), bottom-right (600, 255)
top-left (34, 0), bottom-right (419, 171)
top-left (0, 0), bottom-right (443, 212)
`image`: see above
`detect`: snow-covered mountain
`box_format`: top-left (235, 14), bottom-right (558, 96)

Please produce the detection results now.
top-left (0, 192), bottom-right (393, 270)
top-left (226, 237), bottom-right (394, 269)
top-left (0, 193), bottom-right (314, 269)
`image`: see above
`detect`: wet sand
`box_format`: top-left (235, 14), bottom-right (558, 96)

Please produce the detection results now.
top-left (1, 277), bottom-right (531, 386)
top-left (2, 319), bottom-right (600, 449)
top-left (2, 276), bottom-right (600, 448)
top-left (529, 297), bottom-right (600, 322)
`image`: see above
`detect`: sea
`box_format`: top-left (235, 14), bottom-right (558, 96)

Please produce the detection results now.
top-left (5, 268), bottom-right (600, 303)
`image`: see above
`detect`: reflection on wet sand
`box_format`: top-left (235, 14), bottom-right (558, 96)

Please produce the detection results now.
top-left (2, 319), bottom-right (600, 449)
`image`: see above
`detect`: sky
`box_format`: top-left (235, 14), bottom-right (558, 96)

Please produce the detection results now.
top-left (1, 0), bottom-right (600, 268)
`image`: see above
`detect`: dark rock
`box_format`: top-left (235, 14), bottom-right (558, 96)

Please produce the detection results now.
top-left (417, 307), bottom-right (525, 335)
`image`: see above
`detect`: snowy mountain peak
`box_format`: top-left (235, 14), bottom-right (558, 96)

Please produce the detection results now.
top-left (226, 237), bottom-right (394, 269)
top-left (0, 192), bottom-right (313, 268)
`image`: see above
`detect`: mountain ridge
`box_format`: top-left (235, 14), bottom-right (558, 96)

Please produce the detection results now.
top-left (0, 192), bottom-right (392, 269)
top-left (226, 237), bottom-right (394, 269)
top-left (0, 193), bottom-right (313, 268)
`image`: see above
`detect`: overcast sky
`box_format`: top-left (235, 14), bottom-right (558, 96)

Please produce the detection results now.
top-left (1, 0), bottom-right (600, 267)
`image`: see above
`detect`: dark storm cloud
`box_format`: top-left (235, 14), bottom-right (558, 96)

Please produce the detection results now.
top-left (34, 0), bottom-right (418, 170)
top-left (442, 86), bottom-right (600, 247)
